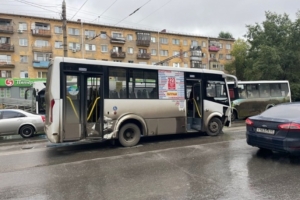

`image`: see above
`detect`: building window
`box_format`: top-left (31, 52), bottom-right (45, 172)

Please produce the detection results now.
top-left (20, 55), bottom-right (28, 63)
top-left (226, 54), bottom-right (232, 60)
top-left (54, 26), bottom-right (62, 34)
top-left (203, 53), bottom-right (206, 58)
top-left (202, 64), bottom-right (206, 69)
top-left (220, 65), bottom-right (224, 71)
top-left (113, 60), bottom-right (122, 62)
top-left (159, 37), bottom-right (168, 44)
top-left (160, 50), bottom-right (168, 56)
top-left (0, 88), bottom-right (11, 98)
top-left (69, 43), bottom-right (81, 50)
top-left (85, 44), bottom-right (96, 51)
top-left (184, 63), bottom-right (188, 68)
top-left (173, 63), bottom-right (180, 68)
top-left (0, 70), bottom-right (11, 78)
top-left (112, 32), bottom-right (123, 38)
top-left (183, 40), bottom-right (187, 46)
top-left (38, 71), bottom-right (47, 78)
top-left (34, 52), bottom-right (51, 61)
top-left (210, 53), bottom-right (216, 58)
top-left (183, 52), bottom-right (188, 57)
top-left (19, 39), bottom-right (28, 46)
top-left (219, 43), bottom-right (223, 49)
top-left (85, 30), bottom-right (96, 38)
top-left (101, 45), bottom-right (108, 52)
top-left (128, 47), bottom-right (133, 54)
top-left (128, 60), bottom-right (134, 63)
top-left (151, 49), bottom-right (156, 55)
top-left (129, 69), bottom-right (158, 99)
top-left (127, 34), bottom-right (133, 41)
top-left (55, 41), bottom-right (63, 48)
top-left (226, 44), bottom-right (231, 49)
top-left (172, 39), bottom-right (180, 45)
top-left (173, 51), bottom-right (179, 56)
top-left (151, 37), bottom-right (156, 43)
top-left (162, 62), bottom-right (169, 66)
top-left (35, 40), bottom-right (49, 47)
top-left (68, 28), bottom-right (80, 35)
top-left (18, 22), bottom-right (27, 31)
top-left (191, 40), bottom-right (198, 46)
top-left (20, 71), bottom-right (28, 78)
top-left (202, 41), bottom-right (206, 47)
top-left (100, 31), bottom-right (106, 39)
top-left (219, 54), bottom-right (223, 59)
top-left (109, 68), bottom-right (126, 98)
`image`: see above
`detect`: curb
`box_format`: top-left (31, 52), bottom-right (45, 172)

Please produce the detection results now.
top-left (0, 139), bottom-right (48, 147)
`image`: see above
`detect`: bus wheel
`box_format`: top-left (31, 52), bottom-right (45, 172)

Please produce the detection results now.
top-left (207, 117), bottom-right (222, 136)
top-left (19, 125), bottom-right (35, 138)
top-left (118, 123), bottom-right (141, 147)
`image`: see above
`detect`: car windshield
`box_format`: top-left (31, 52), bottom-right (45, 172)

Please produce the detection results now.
top-left (260, 104), bottom-right (300, 118)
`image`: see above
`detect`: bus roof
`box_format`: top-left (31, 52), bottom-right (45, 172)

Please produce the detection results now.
top-left (52, 57), bottom-right (225, 75)
top-left (227, 80), bottom-right (289, 84)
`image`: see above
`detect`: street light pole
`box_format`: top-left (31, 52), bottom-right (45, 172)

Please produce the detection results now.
top-left (62, 0), bottom-right (67, 57)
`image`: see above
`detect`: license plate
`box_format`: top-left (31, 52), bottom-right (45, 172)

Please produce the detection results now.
top-left (256, 128), bottom-right (275, 134)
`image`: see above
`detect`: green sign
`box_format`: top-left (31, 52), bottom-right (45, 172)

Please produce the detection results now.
top-left (0, 78), bottom-right (46, 87)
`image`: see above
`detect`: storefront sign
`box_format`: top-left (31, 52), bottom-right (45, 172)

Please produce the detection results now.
top-left (0, 78), bottom-right (46, 87)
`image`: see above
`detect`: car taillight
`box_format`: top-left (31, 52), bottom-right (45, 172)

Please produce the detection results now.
top-left (278, 123), bottom-right (300, 130)
top-left (245, 118), bottom-right (254, 126)
top-left (50, 99), bottom-right (55, 123)
top-left (41, 115), bottom-right (45, 122)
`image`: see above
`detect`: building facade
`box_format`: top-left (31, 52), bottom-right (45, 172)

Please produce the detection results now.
top-left (0, 13), bottom-right (235, 80)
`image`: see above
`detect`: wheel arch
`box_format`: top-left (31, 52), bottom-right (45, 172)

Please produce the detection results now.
top-left (205, 112), bottom-right (223, 127)
top-left (114, 114), bottom-right (147, 138)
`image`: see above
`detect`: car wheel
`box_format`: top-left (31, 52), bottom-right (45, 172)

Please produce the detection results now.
top-left (207, 117), bottom-right (223, 136)
top-left (231, 110), bottom-right (237, 121)
top-left (19, 125), bottom-right (35, 138)
top-left (118, 123), bottom-right (141, 147)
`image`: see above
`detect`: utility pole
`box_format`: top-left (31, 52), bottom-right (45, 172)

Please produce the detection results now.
top-left (62, 0), bottom-right (67, 57)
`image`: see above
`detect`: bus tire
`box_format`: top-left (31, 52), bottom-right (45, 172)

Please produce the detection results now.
top-left (19, 125), bottom-right (35, 138)
top-left (118, 123), bottom-right (141, 147)
top-left (207, 117), bottom-right (223, 136)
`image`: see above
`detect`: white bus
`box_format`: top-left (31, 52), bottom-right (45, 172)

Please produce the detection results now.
top-left (44, 57), bottom-right (238, 147)
top-left (228, 80), bottom-right (291, 120)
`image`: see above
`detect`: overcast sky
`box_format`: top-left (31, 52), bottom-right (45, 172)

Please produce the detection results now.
top-left (2, 0), bottom-right (299, 39)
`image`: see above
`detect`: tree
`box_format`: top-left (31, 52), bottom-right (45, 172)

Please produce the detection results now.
top-left (244, 11), bottom-right (300, 101)
top-left (225, 38), bottom-right (250, 80)
top-left (218, 31), bottom-right (233, 39)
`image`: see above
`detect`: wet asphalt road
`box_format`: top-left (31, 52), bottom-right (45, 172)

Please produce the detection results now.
top-left (1, 126), bottom-right (300, 200)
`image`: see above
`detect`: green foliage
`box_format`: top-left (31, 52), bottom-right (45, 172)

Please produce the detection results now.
top-left (226, 11), bottom-right (300, 101)
top-left (218, 31), bottom-right (233, 39)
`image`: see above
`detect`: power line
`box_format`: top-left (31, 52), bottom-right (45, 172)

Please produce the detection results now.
top-left (90, 0), bottom-right (119, 23)
top-left (137, 0), bottom-right (174, 24)
top-left (70, 0), bottom-right (89, 20)
top-left (13, 0), bottom-right (60, 14)
top-left (114, 0), bottom-right (151, 26)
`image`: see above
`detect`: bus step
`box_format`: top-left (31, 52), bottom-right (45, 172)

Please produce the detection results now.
top-left (191, 125), bottom-right (201, 131)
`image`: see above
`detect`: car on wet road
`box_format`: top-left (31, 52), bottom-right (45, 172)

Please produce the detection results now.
top-left (246, 102), bottom-right (300, 155)
top-left (0, 109), bottom-right (45, 138)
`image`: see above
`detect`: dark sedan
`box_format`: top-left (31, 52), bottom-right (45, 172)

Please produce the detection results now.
top-left (246, 102), bottom-right (300, 155)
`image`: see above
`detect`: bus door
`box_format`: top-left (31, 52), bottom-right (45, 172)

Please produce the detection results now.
top-left (63, 73), bottom-right (103, 142)
top-left (186, 80), bottom-right (203, 131)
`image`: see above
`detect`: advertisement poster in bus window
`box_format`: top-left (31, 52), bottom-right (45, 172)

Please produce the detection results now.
top-left (158, 70), bottom-right (184, 100)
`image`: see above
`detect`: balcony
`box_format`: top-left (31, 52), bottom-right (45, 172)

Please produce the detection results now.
top-left (137, 53), bottom-right (151, 60)
top-left (0, 44), bottom-right (14, 52)
top-left (136, 39), bottom-right (150, 47)
top-left (33, 60), bottom-right (50, 68)
top-left (31, 29), bottom-right (51, 37)
top-left (32, 45), bottom-right (52, 53)
top-left (209, 45), bottom-right (220, 52)
top-left (210, 58), bottom-right (218, 62)
top-left (110, 37), bottom-right (126, 44)
top-left (0, 60), bottom-right (14, 68)
top-left (0, 25), bottom-right (13, 34)
top-left (110, 51), bottom-right (126, 59)
top-left (190, 51), bottom-right (202, 61)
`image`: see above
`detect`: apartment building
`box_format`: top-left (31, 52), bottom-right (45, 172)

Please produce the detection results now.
top-left (0, 13), bottom-right (235, 80)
